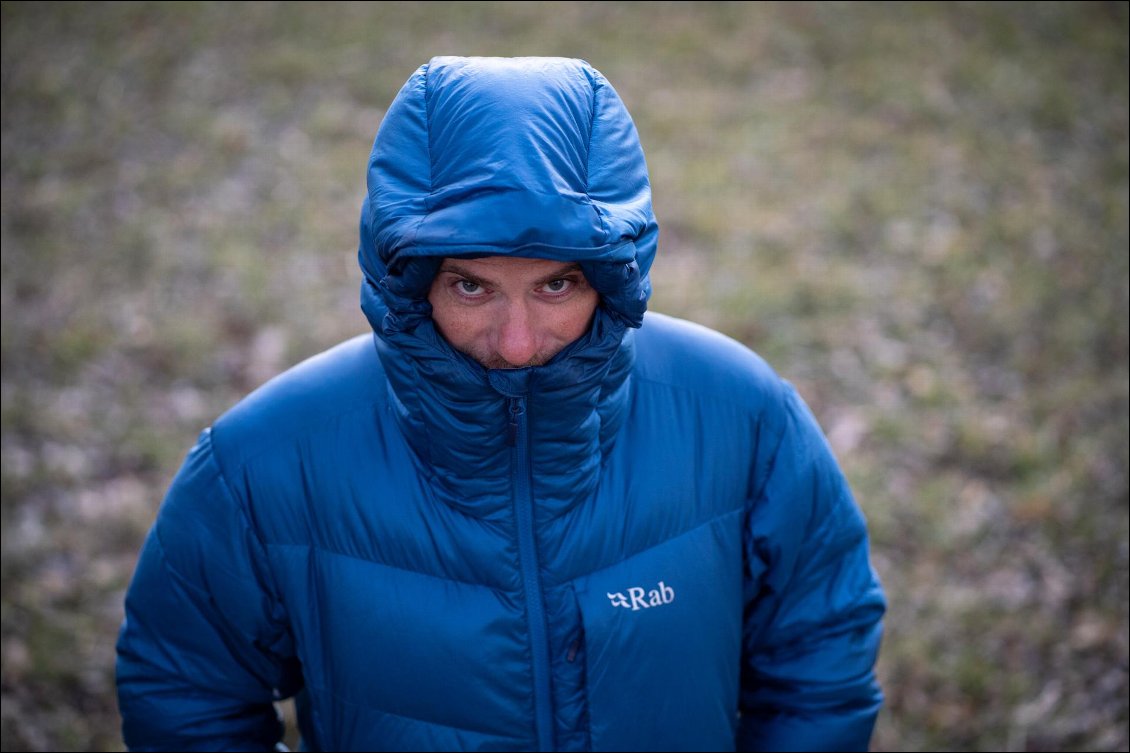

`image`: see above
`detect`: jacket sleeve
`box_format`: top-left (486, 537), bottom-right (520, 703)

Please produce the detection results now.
top-left (116, 428), bottom-right (299, 751)
top-left (738, 383), bottom-right (886, 752)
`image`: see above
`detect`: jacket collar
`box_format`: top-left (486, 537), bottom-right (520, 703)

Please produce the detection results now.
top-left (372, 299), bottom-right (633, 521)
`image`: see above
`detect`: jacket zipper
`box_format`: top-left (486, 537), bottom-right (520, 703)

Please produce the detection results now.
top-left (509, 396), bottom-right (555, 751)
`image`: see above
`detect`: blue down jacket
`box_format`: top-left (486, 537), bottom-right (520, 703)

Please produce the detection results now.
top-left (117, 57), bottom-right (885, 752)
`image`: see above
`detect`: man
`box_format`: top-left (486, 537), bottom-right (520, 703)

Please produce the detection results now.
top-left (117, 57), bottom-right (885, 752)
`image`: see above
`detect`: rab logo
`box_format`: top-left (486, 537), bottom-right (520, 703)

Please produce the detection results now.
top-left (607, 581), bottom-right (675, 611)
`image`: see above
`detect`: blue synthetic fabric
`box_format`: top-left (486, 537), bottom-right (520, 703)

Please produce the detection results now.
top-left (117, 57), bottom-right (884, 752)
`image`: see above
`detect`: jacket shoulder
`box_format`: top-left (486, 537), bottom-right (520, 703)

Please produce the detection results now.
top-left (632, 312), bottom-right (785, 411)
top-left (210, 333), bottom-right (386, 472)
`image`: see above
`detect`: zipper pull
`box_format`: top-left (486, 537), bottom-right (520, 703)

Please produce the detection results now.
top-left (507, 398), bottom-right (522, 446)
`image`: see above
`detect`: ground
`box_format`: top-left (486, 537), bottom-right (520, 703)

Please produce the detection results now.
top-left (2, 3), bottom-right (1127, 751)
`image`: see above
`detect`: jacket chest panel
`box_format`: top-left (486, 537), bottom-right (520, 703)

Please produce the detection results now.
top-left (537, 405), bottom-right (752, 583)
top-left (570, 509), bottom-right (745, 750)
top-left (273, 547), bottom-right (535, 744)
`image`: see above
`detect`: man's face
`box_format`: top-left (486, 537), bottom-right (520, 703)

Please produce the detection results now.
top-left (427, 256), bottom-right (599, 369)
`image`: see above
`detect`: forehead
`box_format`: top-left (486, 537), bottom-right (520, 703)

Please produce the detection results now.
top-left (436, 256), bottom-right (582, 283)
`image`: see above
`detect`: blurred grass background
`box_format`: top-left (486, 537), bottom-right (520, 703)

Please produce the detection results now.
top-left (2, 2), bottom-right (1126, 751)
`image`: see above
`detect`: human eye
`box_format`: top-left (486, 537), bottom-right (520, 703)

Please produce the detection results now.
top-left (539, 278), bottom-right (575, 296)
top-left (452, 278), bottom-right (488, 298)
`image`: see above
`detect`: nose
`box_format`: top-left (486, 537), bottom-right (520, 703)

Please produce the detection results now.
top-left (495, 300), bottom-right (540, 368)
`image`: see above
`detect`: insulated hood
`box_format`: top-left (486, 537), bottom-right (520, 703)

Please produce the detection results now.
top-left (358, 56), bottom-right (658, 334)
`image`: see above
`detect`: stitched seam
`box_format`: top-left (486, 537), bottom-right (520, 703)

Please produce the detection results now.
top-left (268, 541), bottom-right (509, 594)
top-left (306, 680), bottom-right (525, 741)
top-left (584, 71), bottom-right (610, 239)
top-left (142, 536), bottom-right (278, 700)
top-left (409, 62), bottom-right (434, 248)
top-left (583, 68), bottom-right (596, 189)
top-left (205, 439), bottom-right (295, 640)
top-left (565, 505), bottom-right (745, 585)
top-left (423, 62), bottom-right (435, 197)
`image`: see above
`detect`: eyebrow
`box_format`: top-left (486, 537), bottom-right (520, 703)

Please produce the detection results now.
top-left (437, 261), bottom-right (584, 288)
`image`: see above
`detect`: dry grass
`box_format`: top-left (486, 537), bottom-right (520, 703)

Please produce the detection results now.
top-left (2, 2), bottom-right (1127, 750)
